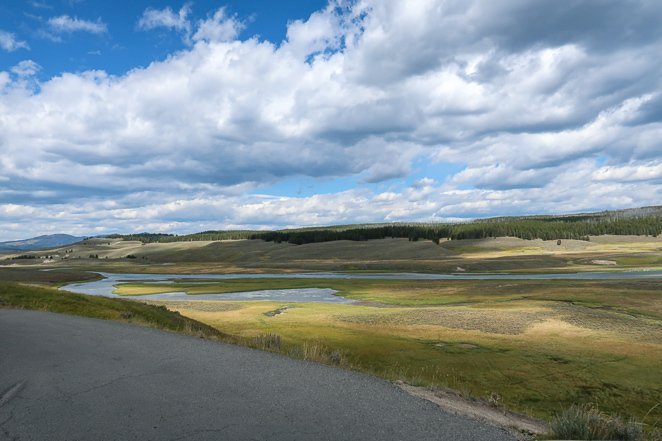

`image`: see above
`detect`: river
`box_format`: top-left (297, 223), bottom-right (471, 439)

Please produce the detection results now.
top-left (59, 270), bottom-right (662, 304)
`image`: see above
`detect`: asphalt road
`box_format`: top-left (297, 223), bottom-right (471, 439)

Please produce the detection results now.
top-left (0, 310), bottom-right (516, 441)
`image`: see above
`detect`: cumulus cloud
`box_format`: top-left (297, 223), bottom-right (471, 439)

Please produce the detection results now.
top-left (47, 15), bottom-right (107, 34)
top-left (0, 30), bottom-right (29, 51)
top-left (282, 2), bottom-right (362, 59)
top-left (0, 0), bottom-right (661, 239)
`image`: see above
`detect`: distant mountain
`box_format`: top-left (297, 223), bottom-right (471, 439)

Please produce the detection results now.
top-left (0, 234), bottom-right (85, 252)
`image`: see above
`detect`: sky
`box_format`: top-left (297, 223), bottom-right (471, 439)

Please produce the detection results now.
top-left (0, 0), bottom-right (661, 240)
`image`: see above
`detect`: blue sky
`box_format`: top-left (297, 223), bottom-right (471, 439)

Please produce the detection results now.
top-left (0, 0), bottom-right (661, 239)
top-left (1, 1), bottom-right (327, 78)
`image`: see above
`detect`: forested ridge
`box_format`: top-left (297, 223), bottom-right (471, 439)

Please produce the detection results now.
top-left (110, 206), bottom-right (662, 245)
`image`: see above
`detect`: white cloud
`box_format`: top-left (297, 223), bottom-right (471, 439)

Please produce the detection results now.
top-left (11, 60), bottom-right (41, 77)
top-left (282, 3), bottom-right (352, 59)
top-left (47, 15), bottom-right (107, 34)
top-left (138, 5), bottom-right (243, 45)
top-left (593, 162), bottom-right (662, 182)
top-left (0, 30), bottom-right (29, 51)
top-left (0, 166), bottom-right (659, 240)
top-left (192, 8), bottom-right (243, 43)
top-left (137, 4), bottom-right (191, 35)
top-left (0, 72), bottom-right (10, 90)
top-left (0, 0), bottom-right (661, 239)
top-left (28, 1), bottom-right (52, 9)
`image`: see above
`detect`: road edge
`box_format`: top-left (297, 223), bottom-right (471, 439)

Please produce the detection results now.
top-left (395, 381), bottom-right (547, 440)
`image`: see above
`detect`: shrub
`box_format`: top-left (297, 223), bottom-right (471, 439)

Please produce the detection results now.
top-left (329, 350), bottom-right (343, 365)
top-left (300, 342), bottom-right (345, 366)
top-left (550, 404), bottom-right (643, 440)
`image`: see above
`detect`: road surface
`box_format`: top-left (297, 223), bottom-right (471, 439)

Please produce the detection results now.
top-left (0, 310), bottom-right (516, 440)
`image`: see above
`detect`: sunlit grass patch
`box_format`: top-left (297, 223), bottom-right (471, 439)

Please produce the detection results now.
top-left (114, 283), bottom-right (181, 295)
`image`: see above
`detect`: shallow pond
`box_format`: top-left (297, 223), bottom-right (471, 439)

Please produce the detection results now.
top-left (60, 273), bottom-right (350, 303)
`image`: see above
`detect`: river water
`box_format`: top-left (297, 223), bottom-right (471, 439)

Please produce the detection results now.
top-left (59, 270), bottom-right (662, 304)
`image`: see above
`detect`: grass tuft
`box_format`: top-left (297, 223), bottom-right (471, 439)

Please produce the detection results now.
top-left (549, 404), bottom-right (644, 440)
top-left (251, 333), bottom-right (282, 351)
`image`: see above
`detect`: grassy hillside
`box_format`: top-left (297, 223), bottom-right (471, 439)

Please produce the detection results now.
top-left (3, 206), bottom-right (660, 275)
top-left (0, 282), bottom-right (225, 339)
top-left (10, 234), bottom-right (657, 275)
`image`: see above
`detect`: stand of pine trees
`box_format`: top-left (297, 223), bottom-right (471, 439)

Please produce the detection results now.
top-left (253, 216), bottom-right (661, 245)
top-left (110, 207), bottom-right (662, 246)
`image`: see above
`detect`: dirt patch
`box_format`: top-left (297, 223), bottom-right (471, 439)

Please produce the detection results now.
top-left (263, 305), bottom-right (292, 317)
top-left (336, 307), bottom-right (549, 335)
top-left (591, 259), bottom-right (617, 265)
top-left (397, 382), bottom-right (546, 439)
top-left (143, 300), bottom-right (244, 313)
top-left (352, 300), bottom-right (398, 308)
top-left (551, 303), bottom-right (662, 343)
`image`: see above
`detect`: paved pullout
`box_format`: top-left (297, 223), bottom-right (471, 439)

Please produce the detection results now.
top-left (0, 310), bottom-right (516, 441)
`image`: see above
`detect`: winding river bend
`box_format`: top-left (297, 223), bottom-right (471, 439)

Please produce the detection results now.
top-left (60, 270), bottom-right (662, 304)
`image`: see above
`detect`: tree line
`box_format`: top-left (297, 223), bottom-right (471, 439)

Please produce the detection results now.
top-left (254, 216), bottom-right (661, 245)
top-left (109, 208), bottom-right (662, 246)
top-left (108, 230), bottom-right (258, 243)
